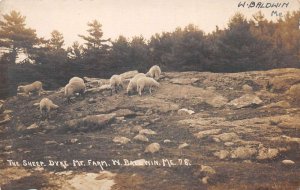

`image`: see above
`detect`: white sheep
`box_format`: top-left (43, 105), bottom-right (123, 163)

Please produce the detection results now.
top-left (126, 73), bottom-right (146, 95)
top-left (146, 65), bottom-right (161, 80)
top-left (136, 77), bottom-right (160, 96)
top-left (64, 81), bottom-right (86, 102)
top-left (39, 98), bottom-right (59, 118)
top-left (69, 77), bottom-right (84, 84)
top-left (109, 74), bottom-right (124, 95)
top-left (17, 81), bottom-right (43, 96)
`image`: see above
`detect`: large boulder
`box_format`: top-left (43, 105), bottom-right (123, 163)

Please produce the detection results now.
top-left (267, 71), bottom-right (300, 92)
top-left (286, 84), bottom-right (300, 103)
top-left (120, 70), bottom-right (139, 79)
top-left (231, 147), bottom-right (257, 159)
top-left (227, 94), bottom-right (263, 108)
top-left (65, 113), bottom-right (116, 131)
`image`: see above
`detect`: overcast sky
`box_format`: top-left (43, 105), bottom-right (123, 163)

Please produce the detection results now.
top-left (0, 0), bottom-right (299, 47)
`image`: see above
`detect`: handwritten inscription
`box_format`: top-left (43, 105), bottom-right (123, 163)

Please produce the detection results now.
top-left (6, 158), bottom-right (192, 170)
top-left (238, 1), bottom-right (289, 8)
top-left (238, 1), bottom-right (290, 17)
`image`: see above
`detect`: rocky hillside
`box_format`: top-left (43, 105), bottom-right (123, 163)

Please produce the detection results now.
top-left (0, 68), bottom-right (300, 190)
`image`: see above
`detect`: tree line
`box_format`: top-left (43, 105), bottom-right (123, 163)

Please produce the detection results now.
top-left (0, 10), bottom-right (299, 98)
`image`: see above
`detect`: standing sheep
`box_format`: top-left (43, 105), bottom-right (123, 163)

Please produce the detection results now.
top-left (39, 98), bottom-right (59, 119)
top-left (146, 65), bottom-right (161, 80)
top-left (17, 81), bottom-right (43, 96)
top-left (109, 74), bottom-right (124, 95)
top-left (64, 81), bottom-right (86, 102)
top-left (136, 77), bottom-right (160, 96)
top-left (69, 77), bottom-right (84, 84)
top-left (126, 73), bottom-right (146, 95)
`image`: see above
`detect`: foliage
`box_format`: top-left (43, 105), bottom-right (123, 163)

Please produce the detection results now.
top-left (0, 11), bottom-right (38, 64)
top-left (1, 10), bottom-right (300, 98)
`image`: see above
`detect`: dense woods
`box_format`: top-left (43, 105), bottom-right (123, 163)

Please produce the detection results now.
top-left (0, 10), bottom-right (299, 98)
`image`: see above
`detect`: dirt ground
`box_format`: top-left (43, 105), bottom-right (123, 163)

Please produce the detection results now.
top-left (0, 68), bottom-right (300, 190)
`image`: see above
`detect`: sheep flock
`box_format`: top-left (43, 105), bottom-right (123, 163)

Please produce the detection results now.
top-left (17, 65), bottom-right (162, 119)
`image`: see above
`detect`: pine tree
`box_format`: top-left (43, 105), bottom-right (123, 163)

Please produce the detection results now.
top-left (48, 30), bottom-right (64, 50)
top-left (0, 10), bottom-right (38, 63)
top-left (78, 20), bottom-right (110, 64)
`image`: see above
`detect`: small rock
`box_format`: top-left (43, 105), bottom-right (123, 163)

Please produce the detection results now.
top-left (164, 139), bottom-right (172, 143)
top-left (113, 136), bottom-right (131, 144)
top-left (0, 114), bottom-right (11, 125)
top-left (145, 143), bottom-right (160, 153)
top-left (214, 150), bottom-right (230, 160)
top-left (131, 125), bottom-right (143, 133)
top-left (282, 160), bottom-right (295, 165)
top-left (243, 160), bottom-right (252, 163)
top-left (70, 138), bottom-right (79, 144)
top-left (213, 137), bottom-right (221, 142)
top-left (33, 102), bottom-right (40, 106)
top-left (224, 142), bottom-right (234, 146)
top-left (178, 108), bottom-right (195, 115)
top-left (27, 123), bottom-right (39, 130)
top-left (45, 140), bottom-right (58, 145)
top-left (231, 147), bottom-right (257, 159)
top-left (202, 176), bottom-right (209, 184)
top-left (139, 129), bottom-right (157, 135)
top-left (4, 145), bottom-right (12, 151)
top-left (242, 84), bottom-right (253, 93)
top-left (178, 143), bottom-right (189, 149)
top-left (133, 134), bottom-right (149, 142)
top-left (88, 98), bottom-right (97, 103)
top-left (200, 165), bottom-right (216, 175)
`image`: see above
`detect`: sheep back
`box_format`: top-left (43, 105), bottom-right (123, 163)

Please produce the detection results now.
top-left (69, 77), bottom-right (84, 84)
top-left (127, 73), bottom-right (146, 93)
top-left (64, 81), bottom-right (86, 98)
top-left (18, 81), bottom-right (43, 95)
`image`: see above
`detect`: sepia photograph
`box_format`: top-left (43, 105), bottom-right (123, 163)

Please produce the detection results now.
top-left (0, 0), bottom-right (299, 189)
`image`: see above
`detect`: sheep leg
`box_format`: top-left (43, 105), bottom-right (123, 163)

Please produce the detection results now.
top-left (67, 97), bottom-right (72, 103)
top-left (80, 91), bottom-right (85, 99)
top-left (138, 86), bottom-right (142, 96)
top-left (149, 87), bottom-right (152, 94)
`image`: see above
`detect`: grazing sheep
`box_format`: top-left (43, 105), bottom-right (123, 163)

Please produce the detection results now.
top-left (109, 74), bottom-right (124, 95)
top-left (17, 81), bottom-right (43, 96)
top-left (64, 81), bottom-right (86, 102)
top-left (39, 98), bottom-right (59, 118)
top-left (136, 77), bottom-right (160, 96)
top-left (146, 65), bottom-right (161, 80)
top-left (127, 73), bottom-right (146, 95)
top-left (69, 77), bottom-right (84, 84)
